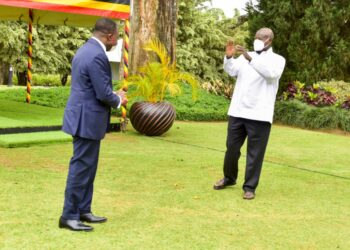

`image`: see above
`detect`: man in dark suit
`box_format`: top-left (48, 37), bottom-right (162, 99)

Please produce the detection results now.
top-left (59, 18), bottom-right (127, 232)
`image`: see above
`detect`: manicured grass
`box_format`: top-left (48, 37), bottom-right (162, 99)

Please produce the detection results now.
top-left (0, 131), bottom-right (71, 148)
top-left (0, 100), bottom-right (64, 128)
top-left (0, 122), bottom-right (349, 249)
top-left (0, 86), bottom-right (70, 108)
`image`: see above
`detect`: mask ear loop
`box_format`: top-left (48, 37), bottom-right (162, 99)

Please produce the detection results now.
top-left (264, 38), bottom-right (270, 46)
top-left (262, 38), bottom-right (272, 51)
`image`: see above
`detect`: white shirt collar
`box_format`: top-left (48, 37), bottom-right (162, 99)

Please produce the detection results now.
top-left (263, 47), bottom-right (273, 54)
top-left (255, 47), bottom-right (273, 56)
top-left (92, 36), bottom-right (106, 52)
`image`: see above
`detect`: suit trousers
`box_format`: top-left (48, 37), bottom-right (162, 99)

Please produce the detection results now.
top-left (62, 136), bottom-right (101, 220)
top-left (223, 116), bottom-right (271, 192)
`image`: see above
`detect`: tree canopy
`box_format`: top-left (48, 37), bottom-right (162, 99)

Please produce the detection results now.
top-left (247, 0), bottom-right (350, 84)
top-left (0, 21), bottom-right (90, 84)
top-left (0, 0), bottom-right (349, 87)
top-left (176, 0), bottom-right (248, 83)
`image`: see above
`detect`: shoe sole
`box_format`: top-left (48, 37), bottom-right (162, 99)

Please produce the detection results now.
top-left (243, 195), bottom-right (255, 200)
top-left (80, 219), bottom-right (107, 224)
top-left (243, 197), bottom-right (255, 200)
top-left (59, 224), bottom-right (94, 232)
top-left (213, 183), bottom-right (236, 190)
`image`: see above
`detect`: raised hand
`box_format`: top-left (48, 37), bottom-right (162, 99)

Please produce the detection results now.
top-left (226, 40), bottom-right (236, 57)
top-left (235, 45), bottom-right (252, 62)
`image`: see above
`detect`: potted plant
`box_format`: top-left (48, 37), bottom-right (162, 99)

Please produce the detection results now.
top-left (126, 39), bottom-right (198, 136)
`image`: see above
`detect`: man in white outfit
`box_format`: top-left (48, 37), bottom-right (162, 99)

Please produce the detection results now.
top-left (213, 28), bottom-right (286, 200)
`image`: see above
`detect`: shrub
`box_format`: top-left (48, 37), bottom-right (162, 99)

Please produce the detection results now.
top-left (1, 85), bottom-right (230, 121)
top-left (201, 80), bottom-right (234, 99)
top-left (126, 39), bottom-right (198, 103)
top-left (318, 80), bottom-right (350, 103)
top-left (0, 87), bottom-right (70, 108)
top-left (341, 96), bottom-right (350, 110)
top-left (274, 100), bottom-right (350, 132)
top-left (282, 81), bottom-right (337, 107)
top-left (12, 74), bottom-right (71, 86)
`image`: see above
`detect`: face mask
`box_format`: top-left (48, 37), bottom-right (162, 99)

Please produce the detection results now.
top-left (253, 39), bottom-right (265, 52)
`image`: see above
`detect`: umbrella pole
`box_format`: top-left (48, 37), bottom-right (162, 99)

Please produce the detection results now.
top-left (123, 19), bottom-right (129, 80)
top-left (26, 9), bottom-right (33, 103)
top-left (120, 19), bottom-right (130, 132)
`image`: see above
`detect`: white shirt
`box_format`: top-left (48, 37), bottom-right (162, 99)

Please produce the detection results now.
top-left (92, 36), bottom-right (107, 52)
top-left (223, 48), bottom-right (286, 123)
top-left (91, 36), bottom-right (122, 109)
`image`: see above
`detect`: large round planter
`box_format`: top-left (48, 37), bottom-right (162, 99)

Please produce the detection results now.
top-left (129, 101), bottom-right (176, 136)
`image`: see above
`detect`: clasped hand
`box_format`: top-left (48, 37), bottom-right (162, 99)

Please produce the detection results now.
top-left (226, 40), bottom-right (252, 62)
top-left (114, 90), bottom-right (128, 106)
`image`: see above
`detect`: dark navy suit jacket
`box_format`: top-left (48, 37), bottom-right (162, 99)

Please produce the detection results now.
top-left (62, 38), bottom-right (120, 140)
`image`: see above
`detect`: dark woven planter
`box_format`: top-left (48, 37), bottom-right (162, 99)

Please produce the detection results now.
top-left (129, 101), bottom-right (176, 136)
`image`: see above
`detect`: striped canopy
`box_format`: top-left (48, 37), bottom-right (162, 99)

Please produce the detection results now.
top-left (0, 0), bottom-right (130, 27)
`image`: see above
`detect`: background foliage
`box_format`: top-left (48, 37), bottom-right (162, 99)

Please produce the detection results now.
top-left (176, 0), bottom-right (248, 84)
top-left (274, 100), bottom-right (350, 132)
top-left (0, 0), bottom-right (349, 131)
top-left (0, 21), bottom-right (90, 85)
top-left (0, 85), bottom-right (230, 121)
top-left (246, 0), bottom-right (350, 86)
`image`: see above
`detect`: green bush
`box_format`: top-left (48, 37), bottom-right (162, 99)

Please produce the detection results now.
top-left (164, 86), bottom-right (229, 121)
top-left (0, 87), bottom-right (70, 108)
top-left (274, 100), bottom-right (350, 132)
top-left (2, 85), bottom-right (349, 128)
top-left (1, 85), bottom-right (230, 121)
top-left (32, 74), bottom-right (71, 86)
top-left (318, 80), bottom-right (350, 103)
top-left (282, 81), bottom-right (337, 107)
top-left (113, 85), bottom-right (230, 121)
top-left (12, 74), bottom-right (71, 86)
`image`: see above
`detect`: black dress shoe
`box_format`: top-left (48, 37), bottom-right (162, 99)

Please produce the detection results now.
top-left (213, 178), bottom-right (236, 190)
top-left (59, 217), bottom-right (93, 232)
top-left (80, 213), bottom-right (107, 223)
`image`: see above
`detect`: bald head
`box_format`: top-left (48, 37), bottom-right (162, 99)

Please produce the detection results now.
top-left (255, 28), bottom-right (274, 42)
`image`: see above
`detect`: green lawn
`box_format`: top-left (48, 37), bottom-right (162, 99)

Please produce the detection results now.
top-left (0, 100), bottom-right (64, 128)
top-left (0, 122), bottom-right (349, 249)
top-left (0, 131), bottom-right (71, 148)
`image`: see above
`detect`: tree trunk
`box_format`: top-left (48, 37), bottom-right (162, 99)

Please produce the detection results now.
top-left (0, 63), bottom-right (9, 85)
top-left (128, 0), bottom-right (177, 75)
top-left (17, 71), bottom-right (27, 86)
top-left (60, 74), bottom-right (68, 86)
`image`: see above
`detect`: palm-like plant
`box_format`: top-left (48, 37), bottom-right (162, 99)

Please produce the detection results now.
top-left (126, 39), bottom-right (199, 136)
top-left (126, 39), bottom-right (198, 103)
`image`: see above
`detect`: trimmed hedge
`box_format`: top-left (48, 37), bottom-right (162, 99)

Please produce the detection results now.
top-left (0, 87), bottom-right (70, 108)
top-left (0, 86), bottom-right (230, 121)
top-left (274, 100), bottom-right (350, 132)
top-left (12, 74), bottom-right (71, 87)
top-left (165, 86), bottom-right (229, 121)
top-left (2, 86), bottom-right (348, 131)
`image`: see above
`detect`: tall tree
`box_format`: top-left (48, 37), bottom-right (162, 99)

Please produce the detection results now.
top-left (128, 0), bottom-right (177, 75)
top-left (176, 0), bottom-right (248, 82)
